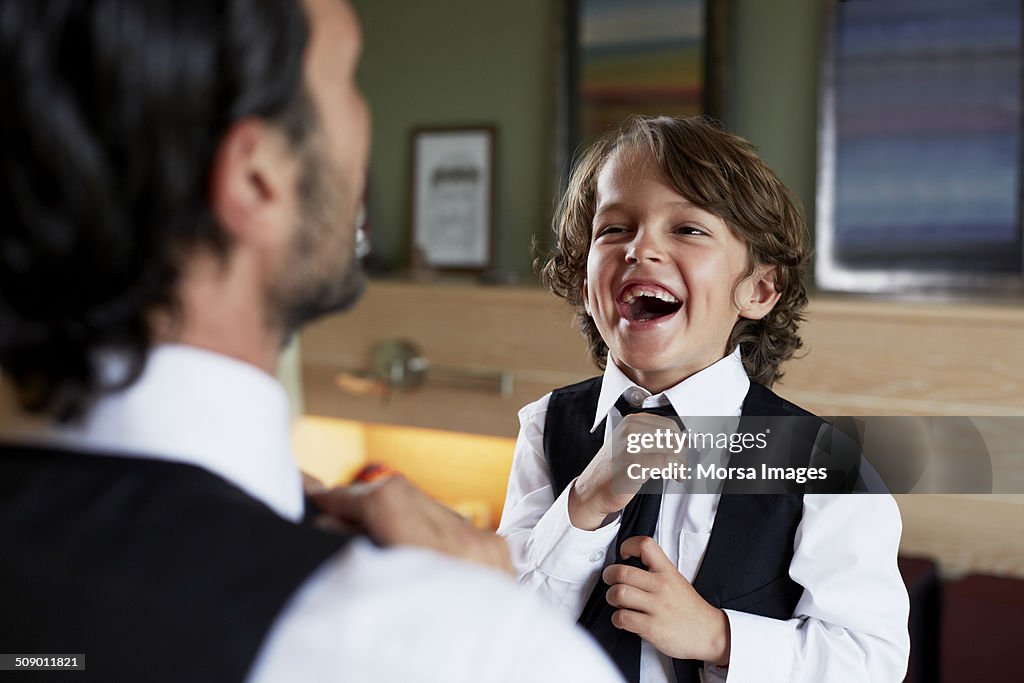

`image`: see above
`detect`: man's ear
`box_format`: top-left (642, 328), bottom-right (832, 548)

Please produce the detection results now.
top-left (208, 118), bottom-right (298, 247)
top-left (737, 265), bottom-right (782, 321)
top-left (582, 278), bottom-right (592, 316)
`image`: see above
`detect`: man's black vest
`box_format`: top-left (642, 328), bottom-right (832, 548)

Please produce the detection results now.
top-left (543, 378), bottom-right (819, 683)
top-left (0, 444), bottom-right (351, 683)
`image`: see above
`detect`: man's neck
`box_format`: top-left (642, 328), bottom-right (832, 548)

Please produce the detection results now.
top-left (152, 249), bottom-right (282, 375)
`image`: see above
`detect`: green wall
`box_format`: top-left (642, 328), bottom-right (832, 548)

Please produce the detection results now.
top-left (353, 0), bottom-right (557, 278)
top-left (729, 0), bottom-right (824, 244)
top-left (353, 0), bottom-right (823, 280)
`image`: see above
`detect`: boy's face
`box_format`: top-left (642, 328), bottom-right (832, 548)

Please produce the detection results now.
top-left (583, 151), bottom-right (779, 393)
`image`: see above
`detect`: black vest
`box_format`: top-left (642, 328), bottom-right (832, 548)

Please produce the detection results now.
top-left (0, 444), bottom-right (351, 683)
top-left (543, 378), bottom-right (818, 683)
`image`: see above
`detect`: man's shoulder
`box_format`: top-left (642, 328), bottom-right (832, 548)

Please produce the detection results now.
top-left (0, 443), bottom-right (352, 682)
top-left (1, 440), bottom-right (349, 550)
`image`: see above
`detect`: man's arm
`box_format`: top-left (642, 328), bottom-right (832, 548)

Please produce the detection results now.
top-left (301, 398), bottom-right (617, 621)
top-left (307, 474), bottom-right (513, 574)
top-left (248, 539), bottom-right (625, 682)
top-left (277, 462), bottom-right (624, 682)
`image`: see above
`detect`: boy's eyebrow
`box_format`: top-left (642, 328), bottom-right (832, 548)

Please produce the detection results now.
top-left (592, 203), bottom-right (624, 219)
top-left (593, 199), bottom-right (700, 217)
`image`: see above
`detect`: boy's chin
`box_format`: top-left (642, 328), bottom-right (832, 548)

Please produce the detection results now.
top-left (611, 338), bottom-right (684, 369)
top-left (612, 353), bottom-right (686, 383)
top-left (611, 349), bottom-right (726, 389)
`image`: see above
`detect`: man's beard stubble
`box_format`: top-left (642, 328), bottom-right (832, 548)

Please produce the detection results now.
top-left (270, 143), bottom-right (367, 344)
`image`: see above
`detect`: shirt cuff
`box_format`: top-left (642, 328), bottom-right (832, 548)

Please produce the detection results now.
top-left (721, 609), bottom-right (796, 683)
top-left (528, 478), bottom-right (621, 583)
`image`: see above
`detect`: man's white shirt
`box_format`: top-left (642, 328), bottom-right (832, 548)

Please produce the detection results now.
top-left (498, 350), bottom-right (910, 683)
top-left (0, 344), bottom-right (623, 683)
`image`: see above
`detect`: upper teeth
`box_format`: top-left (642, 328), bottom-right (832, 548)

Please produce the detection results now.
top-left (621, 286), bottom-right (679, 304)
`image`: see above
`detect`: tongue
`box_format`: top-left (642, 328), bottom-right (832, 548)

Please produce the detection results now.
top-left (630, 296), bottom-right (681, 322)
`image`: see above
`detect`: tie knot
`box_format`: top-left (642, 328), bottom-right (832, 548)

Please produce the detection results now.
top-left (614, 394), bottom-right (677, 419)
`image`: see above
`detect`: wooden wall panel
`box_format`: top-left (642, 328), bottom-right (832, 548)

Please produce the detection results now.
top-left (302, 282), bottom-right (1024, 430)
top-left (896, 494), bottom-right (1024, 578)
top-left (301, 281), bottom-right (596, 437)
top-left (781, 299), bottom-right (1024, 416)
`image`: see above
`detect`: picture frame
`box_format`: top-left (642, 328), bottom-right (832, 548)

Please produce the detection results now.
top-left (409, 126), bottom-right (497, 272)
top-left (556, 0), bottom-right (729, 186)
top-left (815, 0), bottom-right (1024, 295)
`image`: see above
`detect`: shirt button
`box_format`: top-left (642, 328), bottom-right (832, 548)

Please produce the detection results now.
top-left (624, 387), bottom-right (646, 407)
top-left (588, 551), bottom-right (605, 563)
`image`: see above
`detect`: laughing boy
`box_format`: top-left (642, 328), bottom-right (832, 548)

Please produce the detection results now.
top-left (499, 116), bottom-right (909, 683)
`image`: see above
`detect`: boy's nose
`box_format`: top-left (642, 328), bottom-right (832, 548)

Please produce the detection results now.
top-left (625, 229), bottom-right (664, 264)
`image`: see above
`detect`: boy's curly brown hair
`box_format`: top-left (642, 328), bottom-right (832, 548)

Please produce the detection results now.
top-left (539, 115), bottom-right (809, 388)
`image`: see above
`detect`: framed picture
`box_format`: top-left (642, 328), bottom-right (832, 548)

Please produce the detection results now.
top-left (816, 0), bottom-right (1024, 295)
top-left (557, 0), bottom-right (729, 184)
top-left (409, 126), bottom-right (497, 272)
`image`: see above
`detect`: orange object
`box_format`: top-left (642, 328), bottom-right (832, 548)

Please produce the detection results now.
top-left (352, 462), bottom-right (399, 484)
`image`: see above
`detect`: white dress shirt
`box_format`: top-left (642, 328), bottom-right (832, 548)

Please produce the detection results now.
top-left (498, 350), bottom-right (910, 683)
top-left (0, 344), bottom-right (623, 683)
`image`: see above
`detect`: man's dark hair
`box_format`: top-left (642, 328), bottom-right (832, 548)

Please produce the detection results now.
top-left (0, 0), bottom-right (315, 421)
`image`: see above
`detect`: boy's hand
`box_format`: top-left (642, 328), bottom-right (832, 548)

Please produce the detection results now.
top-left (307, 475), bottom-right (514, 575)
top-left (568, 413), bottom-right (683, 530)
top-left (603, 535), bottom-right (731, 665)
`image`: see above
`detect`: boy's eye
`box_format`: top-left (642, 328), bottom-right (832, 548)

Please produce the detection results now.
top-left (597, 225), bottom-right (628, 237)
top-left (675, 225), bottom-right (707, 236)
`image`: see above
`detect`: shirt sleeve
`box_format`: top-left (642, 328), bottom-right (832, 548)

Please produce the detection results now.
top-left (497, 395), bottom-right (621, 620)
top-left (248, 538), bottom-right (625, 683)
top-left (716, 494), bottom-right (910, 683)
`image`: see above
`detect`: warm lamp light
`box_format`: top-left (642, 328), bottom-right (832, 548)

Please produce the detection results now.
top-left (291, 416), bottom-right (516, 529)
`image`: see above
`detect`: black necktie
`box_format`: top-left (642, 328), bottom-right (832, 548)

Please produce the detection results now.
top-left (577, 394), bottom-right (678, 682)
top-left (610, 396), bottom-right (678, 568)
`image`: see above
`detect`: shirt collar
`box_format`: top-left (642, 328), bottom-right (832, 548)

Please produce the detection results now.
top-left (0, 344), bottom-right (303, 521)
top-left (591, 348), bottom-right (751, 432)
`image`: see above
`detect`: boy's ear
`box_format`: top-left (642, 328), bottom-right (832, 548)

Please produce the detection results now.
top-left (208, 118), bottom-right (299, 248)
top-left (737, 265), bottom-right (782, 321)
top-left (582, 278), bottom-right (592, 316)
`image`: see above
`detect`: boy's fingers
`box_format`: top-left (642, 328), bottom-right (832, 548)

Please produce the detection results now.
top-left (639, 414), bottom-right (680, 429)
top-left (619, 413), bottom-right (681, 435)
top-left (605, 583), bottom-right (654, 612)
top-left (619, 535), bottom-right (673, 573)
top-left (611, 608), bottom-right (652, 637)
top-left (602, 563), bottom-right (658, 591)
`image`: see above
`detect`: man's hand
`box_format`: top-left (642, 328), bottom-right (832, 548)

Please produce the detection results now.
top-left (568, 413), bottom-right (683, 531)
top-left (603, 535), bottom-right (731, 665)
top-left (306, 475), bottom-right (514, 575)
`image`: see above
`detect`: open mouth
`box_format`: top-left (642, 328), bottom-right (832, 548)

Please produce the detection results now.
top-left (619, 284), bottom-right (683, 323)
